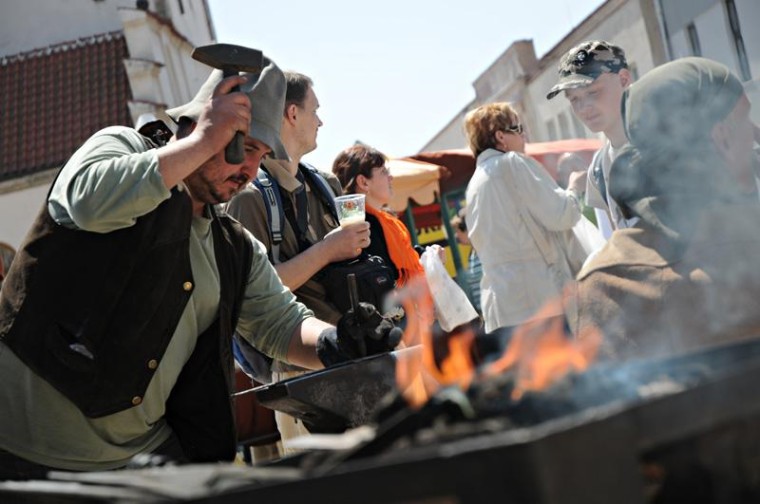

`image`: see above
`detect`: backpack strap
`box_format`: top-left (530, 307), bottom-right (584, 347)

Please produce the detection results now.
top-left (253, 163), bottom-right (338, 265)
top-left (300, 162), bottom-right (339, 222)
top-left (252, 168), bottom-right (285, 264)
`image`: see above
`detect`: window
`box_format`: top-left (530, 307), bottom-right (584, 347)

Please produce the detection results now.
top-left (155, 0), bottom-right (169, 18)
top-left (686, 23), bottom-right (702, 56)
top-left (724, 0), bottom-right (751, 80)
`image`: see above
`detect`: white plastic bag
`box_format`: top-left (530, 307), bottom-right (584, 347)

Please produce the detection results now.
top-left (572, 215), bottom-right (606, 255)
top-left (420, 247), bottom-right (479, 332)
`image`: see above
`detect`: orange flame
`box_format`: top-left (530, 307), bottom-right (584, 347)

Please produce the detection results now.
top-left (484, 304), bottom-right (601, 399)
top-left (393, 276), bottom-right (438, 408)
top-left (394, 275), bottom-right (482, 407)
top-left (395, 286), bottom-right (602, 407)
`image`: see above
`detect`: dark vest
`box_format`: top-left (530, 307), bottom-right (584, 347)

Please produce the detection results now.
top-left (0, 189), bottom-right (252, 462)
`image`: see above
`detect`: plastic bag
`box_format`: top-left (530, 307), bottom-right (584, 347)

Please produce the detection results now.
top-left (420, 247), bottom-right (479, 332)
top-left (558, 214), bottom-right (606, 275)
top-left (572, 215), bottom-right (606, 255)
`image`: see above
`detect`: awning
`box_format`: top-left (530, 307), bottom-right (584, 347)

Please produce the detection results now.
top-left (386, 158), bottom-right (442, 212)
top-left (406, 138), bottom-right (604, 194)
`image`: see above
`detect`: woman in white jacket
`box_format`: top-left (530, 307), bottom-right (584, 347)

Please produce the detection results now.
top-left (464, 102), bottom-right (587, 336)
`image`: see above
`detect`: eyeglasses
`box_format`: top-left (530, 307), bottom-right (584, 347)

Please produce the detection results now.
top-left (504, 123), bottom-right (524, 135)
top-left (373, 166), bottom-right (391, 176)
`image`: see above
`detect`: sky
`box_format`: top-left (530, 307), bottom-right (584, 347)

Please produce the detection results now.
top-left (207, 0), bottom-right (607, 169)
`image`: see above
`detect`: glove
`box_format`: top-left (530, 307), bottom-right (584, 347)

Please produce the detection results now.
top-left (317, 302), bottom-right (403, 367)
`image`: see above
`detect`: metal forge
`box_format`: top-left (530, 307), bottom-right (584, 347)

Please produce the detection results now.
top-left (239, 324), bottom-right (760, 504)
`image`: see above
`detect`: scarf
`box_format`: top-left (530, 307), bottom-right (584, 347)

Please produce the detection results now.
top-left (366, 204), bottom-right (424, 286)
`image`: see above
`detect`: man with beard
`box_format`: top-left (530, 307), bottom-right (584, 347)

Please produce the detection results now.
top-left (0, 52), bottom-right (398, 479)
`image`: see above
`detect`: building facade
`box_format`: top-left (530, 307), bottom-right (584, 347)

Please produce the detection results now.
top-left (420, 0), bottom-right (759, 152)
top-left (0, 0), bottom-right (216, 249)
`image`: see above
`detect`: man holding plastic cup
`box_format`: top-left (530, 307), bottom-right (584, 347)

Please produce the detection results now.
top-left (227, 72), bottom-right (371, 327)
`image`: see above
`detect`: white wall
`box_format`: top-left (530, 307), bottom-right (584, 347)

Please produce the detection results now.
top-left (0, 183), bottom-right (51, 249)
top-left (163, 0), bottom-right (214, 47)
top-left (0, 0), bottom-right (128, 55)
top-left (0, 0), bottom-right (213, 58)
top-left (420, 109), bottom-right (469, 152)
top-left (668, 28), bottom-right (692, 59)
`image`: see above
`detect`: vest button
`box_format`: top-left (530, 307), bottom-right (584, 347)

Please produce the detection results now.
top-left (147, 359), bottom-right (158, 370)
top-left (183, 281), bottom-right (193, 291)
top-left (131, 396), bottom-right (142, 406)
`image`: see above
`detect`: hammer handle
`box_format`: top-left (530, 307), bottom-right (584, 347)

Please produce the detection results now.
top-left (223, 68), bottom-right (245, 165)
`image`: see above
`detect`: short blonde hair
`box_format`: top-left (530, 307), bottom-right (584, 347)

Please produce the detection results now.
top-left (463, 102), bottom-right (520, 157)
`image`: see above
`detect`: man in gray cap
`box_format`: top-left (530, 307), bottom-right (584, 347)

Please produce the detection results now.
top-left (0, 50), bottom-right (399, 479)
top-left (547, 40), bottom-right (635, 239)
top-left (574, 57), bottom-right (760, 362)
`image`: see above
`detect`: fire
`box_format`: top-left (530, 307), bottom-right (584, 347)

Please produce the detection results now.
top-left (395, 289), bottom-right (602, 406)
top-left (484, 306), bottom-right (601, 399)
top-left (393, 276), bottom-right (471, 408)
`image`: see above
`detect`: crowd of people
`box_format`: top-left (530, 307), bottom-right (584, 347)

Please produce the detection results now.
top-left (466, 41), bottom-right (760, 363)
top-left (0, 37), bottom-right (758, 480)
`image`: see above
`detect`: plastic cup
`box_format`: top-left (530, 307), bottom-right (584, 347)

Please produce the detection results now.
top-left (334, 194), bottom-right (366, 226)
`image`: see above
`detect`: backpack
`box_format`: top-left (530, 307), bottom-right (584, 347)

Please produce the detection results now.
top-left (233, 163), bottom-right (394, 382)
top-left (253, 163), bottom-right (394, 313)
top-left (253, 162), bottom-right (339, 264)
top-left (317, 254), bottom-right (396, 315)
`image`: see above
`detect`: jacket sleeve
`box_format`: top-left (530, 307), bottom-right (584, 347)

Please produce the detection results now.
top-left (48, 127), bottom-right (170, 233)
top-left (235, 231), bottom-right (314, 361)
top-left (506, 152), bottom-right (581, 232)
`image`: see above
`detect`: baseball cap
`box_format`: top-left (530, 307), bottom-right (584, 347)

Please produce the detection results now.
top-left (546, 40), bottom-right (628, 100)
top-left (165, 56), bottom-right (289, 160)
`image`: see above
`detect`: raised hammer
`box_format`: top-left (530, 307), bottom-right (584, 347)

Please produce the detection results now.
top-left (191, 43), bottom-right (264, 164)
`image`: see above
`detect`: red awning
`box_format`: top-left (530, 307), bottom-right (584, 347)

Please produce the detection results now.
top-left (403, 138), bottom-right (604, 230)
top-left (405, 138), bottom-right (603, 194)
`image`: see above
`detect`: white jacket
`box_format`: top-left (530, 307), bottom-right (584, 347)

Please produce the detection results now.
top-left (465, 149), bottom-right (582, 332)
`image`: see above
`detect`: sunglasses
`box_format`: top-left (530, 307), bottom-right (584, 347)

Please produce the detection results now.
top-left (504, 123), bottom-right (524, 135)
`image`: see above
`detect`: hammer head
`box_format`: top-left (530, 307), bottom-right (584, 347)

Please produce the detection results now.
top-left (192, 43), bottom-right (263, 73)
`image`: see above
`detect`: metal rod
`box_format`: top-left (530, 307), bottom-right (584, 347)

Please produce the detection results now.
top-left (347, 273), bottom-right (359, 312)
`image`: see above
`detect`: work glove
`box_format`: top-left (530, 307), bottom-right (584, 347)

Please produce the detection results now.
top-left (317, 302), bottom-right (403, 367)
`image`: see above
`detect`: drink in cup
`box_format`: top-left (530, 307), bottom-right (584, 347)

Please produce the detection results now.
top-left (334, 194), bottom-right (366, 227)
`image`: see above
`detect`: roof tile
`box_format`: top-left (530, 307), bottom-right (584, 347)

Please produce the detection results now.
top-left (0, 31), bottom-right (133, 182)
